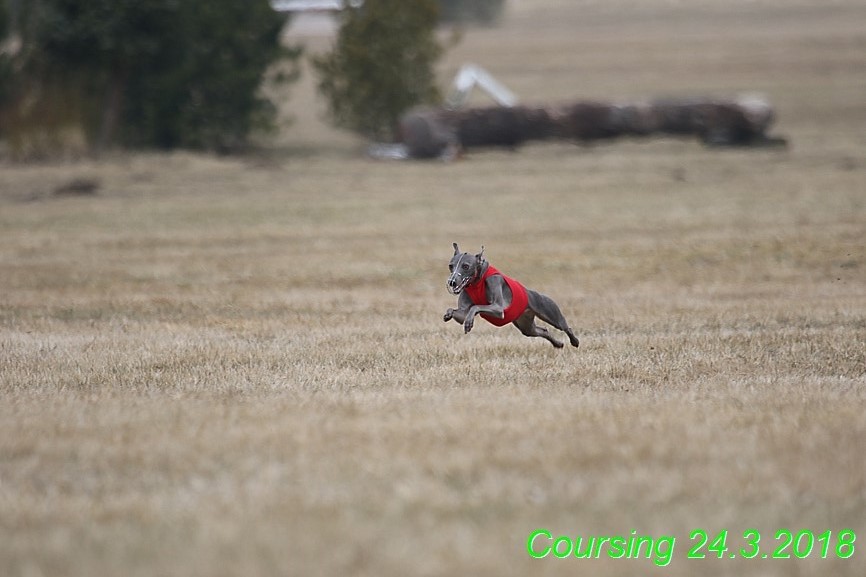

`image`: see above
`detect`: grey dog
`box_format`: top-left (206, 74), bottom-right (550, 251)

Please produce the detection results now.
top-left (444, 243), bottom-right (580, 349)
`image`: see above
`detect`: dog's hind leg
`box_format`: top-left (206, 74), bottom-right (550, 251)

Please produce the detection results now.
top-left (526, 290), bottom-right (580, 348)
top-left (513, 311), bottom-right (564, 348)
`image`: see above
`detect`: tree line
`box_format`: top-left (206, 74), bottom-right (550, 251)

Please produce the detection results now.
top-left (0, 0), bottom-right (504, 158)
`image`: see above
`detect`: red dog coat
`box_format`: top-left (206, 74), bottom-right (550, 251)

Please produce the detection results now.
top-left (463, 265), bottom-right (529, 326)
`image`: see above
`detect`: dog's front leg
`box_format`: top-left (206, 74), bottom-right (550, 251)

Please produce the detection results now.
top-left (444, 292), bottom-right (473, 324)
top-left (462, 277), bottom-right (507, 333)
top-left (462, 303), bottom-right (504, 333)
top-left (444, 307), bottom-right (466, 323)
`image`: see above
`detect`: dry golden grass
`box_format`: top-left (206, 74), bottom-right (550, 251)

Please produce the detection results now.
top-left (2, 1), bottom-right (865, 576)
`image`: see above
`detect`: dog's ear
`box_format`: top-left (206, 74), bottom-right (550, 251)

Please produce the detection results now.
top-left (476, 245), bottom-right (485, 261)
top-left (453, 242), bottom-right (460, 255)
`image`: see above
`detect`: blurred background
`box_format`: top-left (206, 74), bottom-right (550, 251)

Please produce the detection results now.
top-left (3, 0), bottom-right (863, 161)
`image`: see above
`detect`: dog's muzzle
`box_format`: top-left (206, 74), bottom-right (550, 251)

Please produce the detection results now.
top-left (447, 274), bottom-right (471, 295)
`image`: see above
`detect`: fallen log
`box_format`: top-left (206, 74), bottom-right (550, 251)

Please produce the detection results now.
top-left (398, 95), bottom-right (785, 159)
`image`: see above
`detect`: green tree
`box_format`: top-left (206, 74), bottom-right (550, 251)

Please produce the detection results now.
top-left (4, 0), bottom-right (299, 154)
top-left (312, 0), bottom-right (443, 142)
top-left (0, 0), bottom-right (18, 106)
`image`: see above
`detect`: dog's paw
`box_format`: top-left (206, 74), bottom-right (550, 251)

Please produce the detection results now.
top-left (463, 318), bottom-right (474, 333)
top-left (443, 309), bottom-right (453, 322)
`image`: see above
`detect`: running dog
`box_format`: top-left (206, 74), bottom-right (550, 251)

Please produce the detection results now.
top-left (444, 243), bottom-right (580, 349)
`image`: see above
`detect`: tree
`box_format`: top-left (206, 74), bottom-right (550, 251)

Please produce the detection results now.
top-left (2, 0), bottom-right (300, 154)
top-left (0, 3), bottom-right (13, 105)
top-left (312, 0), bottom-right (443, 142)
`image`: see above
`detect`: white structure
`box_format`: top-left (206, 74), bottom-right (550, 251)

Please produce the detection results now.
top-left (270, 0), bottom-right (362, 12)
top-left (444, 64), bottom-right (518, 109)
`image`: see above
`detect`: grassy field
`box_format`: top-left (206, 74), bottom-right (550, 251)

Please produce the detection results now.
top-left (2, 1), bottom-right (865, 576)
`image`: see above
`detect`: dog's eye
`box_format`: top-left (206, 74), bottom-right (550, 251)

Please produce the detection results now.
top-left (448, 264), bottom-right (454, 272)
top-left (461, 263), bottom-right (469, 270)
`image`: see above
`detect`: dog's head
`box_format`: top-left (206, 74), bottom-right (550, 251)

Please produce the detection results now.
top-left (447, 243), bottom-right (486, 295)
